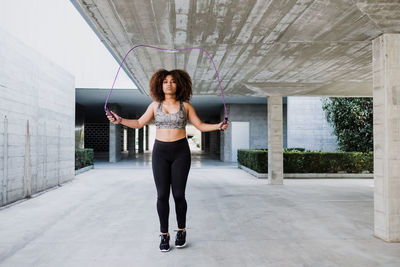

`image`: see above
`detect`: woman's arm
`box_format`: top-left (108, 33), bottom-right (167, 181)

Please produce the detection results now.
top-left (186, 102), bottom-right (228, 132)
top-left (107, 102), bottom-right (156, 129)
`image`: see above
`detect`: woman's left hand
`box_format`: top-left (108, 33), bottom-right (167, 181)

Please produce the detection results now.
top-left (218, 120), bottom-right (229, 131)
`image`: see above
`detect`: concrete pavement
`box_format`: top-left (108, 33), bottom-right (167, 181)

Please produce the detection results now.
top-left (0, 151), bottom-right (399, 267)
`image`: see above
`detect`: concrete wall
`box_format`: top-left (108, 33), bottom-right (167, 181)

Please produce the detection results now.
top-left (287, 96), bottom-right (338, 152)
top-left (0, 28), bottom-right (75, 207)
top-left (221, 102), bottom-right (288, 162)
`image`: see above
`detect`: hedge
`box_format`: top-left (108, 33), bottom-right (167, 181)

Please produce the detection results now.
top-left (75, 148), bottom-right (94, 170)
top-left (237, 149), bottom-right (373, 173)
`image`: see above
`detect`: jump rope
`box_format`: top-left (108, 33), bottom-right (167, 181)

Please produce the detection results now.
top-left (104, 45), bottom-right (229, 130)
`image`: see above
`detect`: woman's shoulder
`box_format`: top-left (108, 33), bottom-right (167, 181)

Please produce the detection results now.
top-left (182, 101), bottom-right (192, 108)
top-left (149, 101), bottom-right (161, 112)
top-left (150, 101), bottom-right (161, 106)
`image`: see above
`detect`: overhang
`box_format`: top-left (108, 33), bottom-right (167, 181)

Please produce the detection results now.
top-left (71, 0), bottom-right (400, 97)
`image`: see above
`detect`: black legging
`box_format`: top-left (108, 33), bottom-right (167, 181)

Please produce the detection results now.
top-left (152, 137), bottom-right (191, 233)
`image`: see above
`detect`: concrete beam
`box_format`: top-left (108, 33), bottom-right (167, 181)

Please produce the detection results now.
top-left (355, 0), bottom-right (400, 33)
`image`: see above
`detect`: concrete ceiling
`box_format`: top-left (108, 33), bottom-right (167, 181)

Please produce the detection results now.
top-left (71, 0), bottom-right (400, 98)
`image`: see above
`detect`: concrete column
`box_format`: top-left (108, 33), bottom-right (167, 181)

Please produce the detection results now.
top-left (267, 96), bottom-right (283, 185)
top-left (209, 130), bottom-right (219, 154)
top-left (201, 132), bottom-right (205, 151)
top-left (108, 104), bottom-right (122, 162)
top-left (138, 127), bottom-right (144, 153)
top-left (127, 127), bottom-right (136, 158)
top-left (372, 33), bottom-right (400, 242)
top-left (220, 104), bottom-right (231, 162)
top-left (204, 131), bottom-right (210, 152)
top-left (145, 125), bottom-right (149, 151)
top-left (120, 127), bottom-right (125, 152)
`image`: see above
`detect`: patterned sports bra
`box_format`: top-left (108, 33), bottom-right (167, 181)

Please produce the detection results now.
top-left (155, 100), bottom-right (187, 129)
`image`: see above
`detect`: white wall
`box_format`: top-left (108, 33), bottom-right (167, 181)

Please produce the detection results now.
top-left (287, 96), bottom-right (338, 152)
top-left (231, 122), bottom-right (249, 162)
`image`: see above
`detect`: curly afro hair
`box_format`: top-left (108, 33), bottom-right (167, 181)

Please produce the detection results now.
top-left (149, 69), bottom-right (192, 102)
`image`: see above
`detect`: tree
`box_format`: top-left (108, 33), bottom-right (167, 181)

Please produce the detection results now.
top-left (321, 97), bottom-right (373, 152)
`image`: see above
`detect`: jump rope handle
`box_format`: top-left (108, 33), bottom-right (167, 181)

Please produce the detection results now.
top-left (105, 107), bottom-right (117, 121)
top-left (220, 117), bottom-right (229, 131)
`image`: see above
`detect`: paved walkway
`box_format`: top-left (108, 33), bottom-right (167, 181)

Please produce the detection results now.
top-left (0, 151), bottom-right (399, 267)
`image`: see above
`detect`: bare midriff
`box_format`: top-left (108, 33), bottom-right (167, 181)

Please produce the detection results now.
top-left (155, 128), bottom-right (186, 142)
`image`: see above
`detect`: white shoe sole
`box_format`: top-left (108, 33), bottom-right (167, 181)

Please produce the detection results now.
top-left (175, 242), bottom-right (186, 248)
top-left (160, 248), bottom-right (170, 252)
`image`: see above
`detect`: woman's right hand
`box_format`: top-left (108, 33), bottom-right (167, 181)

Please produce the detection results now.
top-left (106, 110), bottom-right (122, 124)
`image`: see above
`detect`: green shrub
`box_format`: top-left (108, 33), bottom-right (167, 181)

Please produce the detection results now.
top-left (238, 149), bottom-right (373, 173)
top-left (75, 148), bottom-right (94, 170)
top-left (321, 97), bottom-right (373, 152)
top-left (238, 149), bottom-right (268, 173)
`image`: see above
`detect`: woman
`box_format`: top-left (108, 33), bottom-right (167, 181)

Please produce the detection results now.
top-left (105, 69), bottom-right (229, 252)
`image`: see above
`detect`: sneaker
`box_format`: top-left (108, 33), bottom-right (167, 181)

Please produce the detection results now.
top-left (174, 229), bottom-right (186, 248)
top-left (159, 234), bottom-right (170, 252)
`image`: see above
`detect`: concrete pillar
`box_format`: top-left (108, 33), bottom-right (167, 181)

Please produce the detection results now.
top-left (201, 132), bottom-right (205, 151)
top-left (108, 104), bottom-right (122, 162)
top-left (138, 127), bottom-right (144, 153)
top-left (283, 98), bottom-right (288, 149)
top-left (120, 127), bottom-right (125, 152)
top-left (209, 130), bottom-right (219, 155)
top-left (220, 104), bottom-right (231, 162)
top-left (267, 96), bottom-right (283, 185)
top-left (372, 33), bottom-right (400, 242)
top-left (145, 125), bottom-right (149, 151)
top-left (204, 131), bottom-right (210, 152)
top-left (128, 127), bottom-right (136, 157)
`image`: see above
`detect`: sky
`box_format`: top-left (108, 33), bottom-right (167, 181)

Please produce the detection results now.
top-left (0, 0), bottom-right (137, 89)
